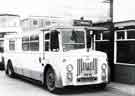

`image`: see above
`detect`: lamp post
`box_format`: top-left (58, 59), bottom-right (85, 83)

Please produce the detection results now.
top-left (102, 0), bottom-right (114, 41)
top-left (102, 0), bottom-right (113, 22)
top-left (102, 0), bottom-right (114, 81)
top-left (110, 0), bottom-right (113, 23)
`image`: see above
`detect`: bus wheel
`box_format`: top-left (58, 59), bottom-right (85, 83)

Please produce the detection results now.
top-left (45, 68), bottom-right (58, 92)
top-left (7, 62), bottom-right (15, 78)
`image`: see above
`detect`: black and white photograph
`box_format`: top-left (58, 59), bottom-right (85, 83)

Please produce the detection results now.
top-left (0, 0), bottom-right (135, 96)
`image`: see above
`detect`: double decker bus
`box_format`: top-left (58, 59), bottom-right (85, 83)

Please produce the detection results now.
top-left (4, 21), bottom-right (110, 92)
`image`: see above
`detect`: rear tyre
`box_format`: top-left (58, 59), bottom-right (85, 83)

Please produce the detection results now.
top-left (45, 68), bottom-right (58, 93)
top-left (6, 61), bottom-right (15, 78)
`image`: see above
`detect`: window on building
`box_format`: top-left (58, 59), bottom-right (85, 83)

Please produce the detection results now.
top-left (45, 21), bottom-right (51, 26)
top-left (33, 20), bottom-right (38, 25)
top-left (103, 31), bottom-right (110, 40)
top-left (95, 31), bottom-right (110, 41)
top-left (9, 40), bottom-right (15, 51)
top-left (96, 32), bottom-right (101, 40)
top-left (127, 30), bottom-right (135, 39)
top-left (117, 31), bottom-right (125, 39)
top-left (117, 41), bottom-right (135, 64)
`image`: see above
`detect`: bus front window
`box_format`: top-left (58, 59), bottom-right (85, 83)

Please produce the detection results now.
top-left (62, 30), bottom-right (85, 51)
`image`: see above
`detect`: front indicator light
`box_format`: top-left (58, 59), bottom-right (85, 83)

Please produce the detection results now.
top-left (102, 63), bottom-right (107, 70)
top-left (67, 72), bottom-right (73, 81)
top-left (102, 72), bottom-right (106, 81)
top-left (101, 64), bottom-right (107, 81)
top-left (66, 64), bottom-right (73, 72)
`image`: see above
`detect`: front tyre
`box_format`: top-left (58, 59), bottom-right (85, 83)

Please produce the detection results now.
top-left (45, 68), bottom-right (58, 93)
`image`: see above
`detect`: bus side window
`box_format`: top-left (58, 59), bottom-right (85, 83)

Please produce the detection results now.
top-left (22, 36), bottom-right (29, 51)
top-left (30, 35), bottom-right (39, 51)
top-left (50, 30), bottom-right (59, 52)
top-left (44, 33), bottom-right (50, 51)
top-left (45, 42), bottom-right (49, 51)
top-left (0, 41), bottom-right (4, 53)
top-left (22, 35), bottom-right (39, 51)
top-left (9, 40), bottom-right (15, 51)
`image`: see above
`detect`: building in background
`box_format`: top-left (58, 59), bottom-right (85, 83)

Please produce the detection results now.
top-left (94, 20), bottom-right (135, 84)
top-left (93, 21), bottom-right (114, 81)
top-left (20, 16), bottom-right (73, 31)
top-left (114, 20), bottom-right (135, 84)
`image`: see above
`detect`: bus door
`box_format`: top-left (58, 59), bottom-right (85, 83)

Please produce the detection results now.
top-left (21, 33), bottom-right (43, 81)
top-left (43, 30), bottom-right (60, 67)
top-left (29, 33), bottom-right (45, 81)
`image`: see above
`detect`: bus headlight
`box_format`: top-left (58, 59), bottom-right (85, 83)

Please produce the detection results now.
top-left (101, 63), bottom-right (107, 70)
top-left (66, 64), bottom-right (73, 72)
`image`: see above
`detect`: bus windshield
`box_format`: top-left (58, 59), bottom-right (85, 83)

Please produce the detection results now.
top-left (62, 29), bottom-right (85, 51)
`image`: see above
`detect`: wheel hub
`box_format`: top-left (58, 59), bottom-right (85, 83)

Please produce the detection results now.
top-left (47, 72), bottom-right (55, 89)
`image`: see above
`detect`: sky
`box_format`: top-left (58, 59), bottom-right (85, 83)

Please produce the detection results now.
top-left (0, 0), bottom-right (134, 22)
top-left (114, 0), bottom-right (135, 22)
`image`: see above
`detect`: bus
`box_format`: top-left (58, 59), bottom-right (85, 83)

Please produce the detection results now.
top-left (3, 23), bottom-right (110, 92)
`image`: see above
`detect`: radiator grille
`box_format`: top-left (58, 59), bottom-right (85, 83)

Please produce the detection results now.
top-left (77, 58), bottom-right (98, 76)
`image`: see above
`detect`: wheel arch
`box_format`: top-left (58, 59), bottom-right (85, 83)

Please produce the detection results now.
top-left (43, 64), bottom-right (55, 83)
top-left (43, 64), bottom-right (63, 88)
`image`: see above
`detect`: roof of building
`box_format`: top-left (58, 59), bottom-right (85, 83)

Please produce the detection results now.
top-left (0, 14), bottom-right (20, 17)
top-left (114, 20), bottom-right (135, 27)
top-left (114, 20), bottom-right (135, 24)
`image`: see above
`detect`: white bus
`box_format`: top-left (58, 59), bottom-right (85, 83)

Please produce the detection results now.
top-left (4, 24), bottom-right (110, 92)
